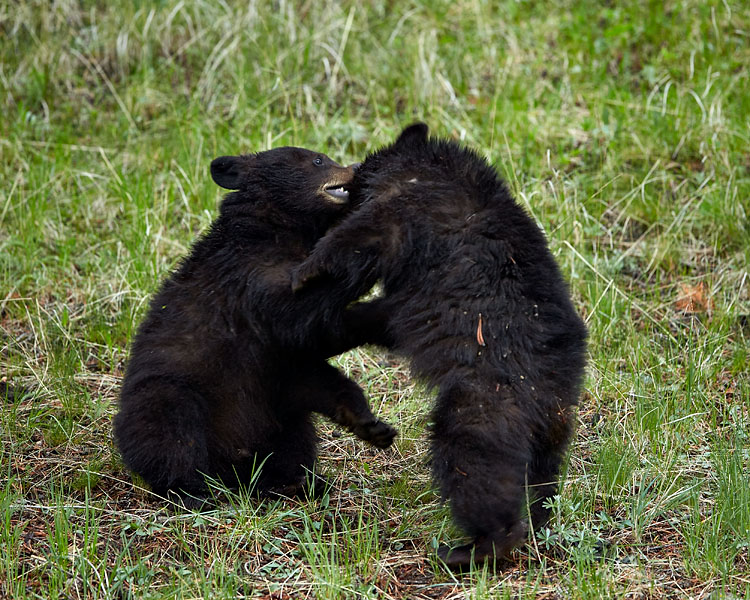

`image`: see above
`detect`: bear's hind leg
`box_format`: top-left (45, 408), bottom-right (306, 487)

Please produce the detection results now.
top-left (114, 379), bottom-right (210, 505)
top-left (431, 384), bottom-right (532, 568)
top-left (291, 361), bottom-right (397, 449)
top-left (254, 414), bottom-right (322, 498)
top-left (526, 403), bottom-right (575, 531)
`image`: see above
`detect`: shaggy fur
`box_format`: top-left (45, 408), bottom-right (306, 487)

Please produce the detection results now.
top-left (292, 124), bottom-right (588, 567)
top-left (114, 147), bottom-right (396, 507)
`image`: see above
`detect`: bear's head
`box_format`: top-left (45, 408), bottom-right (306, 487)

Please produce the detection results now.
top-left (350, 122), bottom-right (497, 205)
top-left (346, 123), bottom-right (431, 204)
top-left (210, 147), bottom-right (356, 217)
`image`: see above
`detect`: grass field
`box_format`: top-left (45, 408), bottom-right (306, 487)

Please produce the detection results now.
top-left (1, 0), bottom-right (749, 598)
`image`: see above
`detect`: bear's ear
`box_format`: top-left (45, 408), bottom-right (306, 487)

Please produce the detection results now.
top-left (395, 122), bottom-right (429, 146)
top-left (210, 155), bottom-right (245, 189)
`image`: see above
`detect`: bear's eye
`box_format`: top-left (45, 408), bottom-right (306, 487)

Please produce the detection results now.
top-left (313, 157), bottom-right (324, 166)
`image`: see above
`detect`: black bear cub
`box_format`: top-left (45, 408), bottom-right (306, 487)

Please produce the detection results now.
top-left (114, 146), bottom-right (396, 507)
top-left (293, 124), bottom-right (588, 567)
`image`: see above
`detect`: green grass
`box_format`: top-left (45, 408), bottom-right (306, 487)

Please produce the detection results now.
top-left (1, 0), bottom-right (749, 598)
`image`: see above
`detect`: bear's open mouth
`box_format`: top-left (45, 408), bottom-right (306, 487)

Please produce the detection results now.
top-left (324, 185), bottom-right (350, 203)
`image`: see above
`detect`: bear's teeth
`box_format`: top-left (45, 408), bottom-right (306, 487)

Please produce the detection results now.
top-left (325, 186), bottom-right (349, 201)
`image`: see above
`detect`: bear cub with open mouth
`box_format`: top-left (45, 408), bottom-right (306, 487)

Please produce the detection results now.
top-left (114, 146), bottom-right (396, 508)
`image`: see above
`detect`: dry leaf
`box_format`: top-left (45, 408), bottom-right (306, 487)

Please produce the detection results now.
top-left (675, 282), bottom-right (714, 314)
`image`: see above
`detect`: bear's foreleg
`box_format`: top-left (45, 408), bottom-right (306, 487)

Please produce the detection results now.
top-left (291, 202), bottom-right (390, 298)
top-left (287, 361), bottom-right (396, 449)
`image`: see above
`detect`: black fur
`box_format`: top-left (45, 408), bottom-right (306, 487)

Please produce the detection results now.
top-left (114, 147), bottom-right (396, 507)
top-left (292, 124), bottom-right (587, 567)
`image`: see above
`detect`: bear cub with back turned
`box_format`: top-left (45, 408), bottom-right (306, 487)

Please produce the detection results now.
top-left (292, 124), bottom-right (588, 567)
top-left (114, 146), bottom-right (396, 507)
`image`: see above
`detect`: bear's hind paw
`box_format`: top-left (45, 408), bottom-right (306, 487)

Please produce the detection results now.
top-left (437, 526), bottom-right (526, 570)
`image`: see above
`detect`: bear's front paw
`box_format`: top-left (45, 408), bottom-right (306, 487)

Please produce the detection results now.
top-left (354, 419), bottom-right (397, 449)
top-left (290, 260), bottom-right (325, 293)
